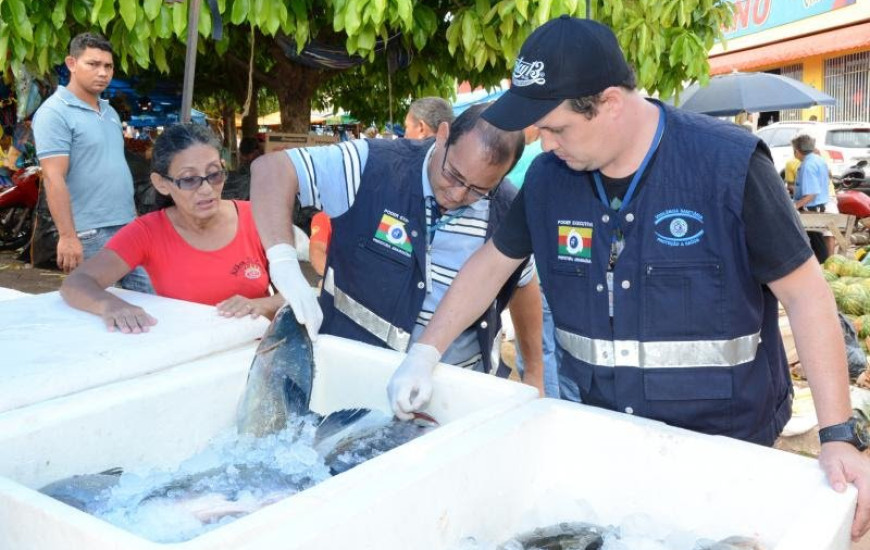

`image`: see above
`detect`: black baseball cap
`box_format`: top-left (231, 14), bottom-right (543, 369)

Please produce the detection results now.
top-left (482, 16), bottom-right (632, 131)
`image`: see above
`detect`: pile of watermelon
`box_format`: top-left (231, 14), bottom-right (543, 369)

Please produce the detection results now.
top-left (824, 256), bottom-right (870, 346)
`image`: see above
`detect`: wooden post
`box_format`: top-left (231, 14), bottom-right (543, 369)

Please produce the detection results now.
top-left (180, 0), bottom-right (203, 123)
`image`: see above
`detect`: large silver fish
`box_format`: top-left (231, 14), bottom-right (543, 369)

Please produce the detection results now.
top-left (236, 305), bottom-right (315, 437)
top-left (38, 468), bottom-right (123, 515)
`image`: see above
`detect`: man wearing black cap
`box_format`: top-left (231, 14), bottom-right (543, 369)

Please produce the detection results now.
top-left (388, 15), bottom-right (870, 541)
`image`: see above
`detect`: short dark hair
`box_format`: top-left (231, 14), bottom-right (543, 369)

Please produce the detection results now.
top-left (408, 97), bottom-right (454, 132)
top-left (447, 103), bottom-right (525, 173)
top-left (69, 33), bottom-right (114, 58)
top-left (566, 70), bottom-right (638, 120)
top-left (151, 123), bottom-right (222, 176)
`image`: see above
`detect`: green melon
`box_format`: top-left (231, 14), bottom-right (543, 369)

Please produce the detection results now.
top-left (841, 284), bottom-right (870, 316)
top-left (825, 255), bottom-right (848, 275)
top-left (840, 260), bottom-right (866, 278)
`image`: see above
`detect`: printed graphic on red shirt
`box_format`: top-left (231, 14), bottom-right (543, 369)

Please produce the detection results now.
top-left (231, 257), bottom-right (265, 280)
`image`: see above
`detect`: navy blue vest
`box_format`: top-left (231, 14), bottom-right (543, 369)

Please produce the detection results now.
top-left (525, 104), bottom-right (792, 445)
top-left (321, 138), bottom-right (523, 375)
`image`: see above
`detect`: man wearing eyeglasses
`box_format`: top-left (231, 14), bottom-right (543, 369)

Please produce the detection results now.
top-left (251, 104), bottom-right (544, 392)
top-left (33, 33), bottom-right (151, 293)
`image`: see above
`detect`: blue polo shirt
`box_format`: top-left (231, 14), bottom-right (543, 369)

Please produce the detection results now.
top-left (33, 86), bottom-right (135, 232)
top-left (794, 152), bottom-right (829, 208)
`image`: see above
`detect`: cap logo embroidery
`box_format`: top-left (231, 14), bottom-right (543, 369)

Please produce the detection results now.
top-left (512, 57), bottom-right (546, 87)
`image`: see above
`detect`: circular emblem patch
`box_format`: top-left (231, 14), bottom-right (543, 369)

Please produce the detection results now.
top-left (566, 229), bottom-right (583, 255)
top-left (244, 265), bottom-right (263, 279)
top-left (387, 224), bottom-right (407, 245)
top-left (669, 218), bottom-right (688, 238)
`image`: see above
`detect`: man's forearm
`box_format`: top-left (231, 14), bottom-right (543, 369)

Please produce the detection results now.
top-left (43, 176), bottom-right (77, 237)
top-left (771, 259), bottom-right (852, 427)
top-left (420, 241), bottom-right (523, 354)
top-left (508, 277), bottom-right (544, 390)
top-left (795, 192), bottom-right (818, 210)
top-left (250, 152), bottom-right (299, 249)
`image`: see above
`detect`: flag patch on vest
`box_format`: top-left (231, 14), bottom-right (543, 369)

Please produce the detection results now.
top-left (558, 224), bottom-right (592, 260)
top-left (374, 211), bottom-right (413, 256)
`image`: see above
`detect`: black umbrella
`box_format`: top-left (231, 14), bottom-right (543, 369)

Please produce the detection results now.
top-left (677, 71), bottom-right (836, 116)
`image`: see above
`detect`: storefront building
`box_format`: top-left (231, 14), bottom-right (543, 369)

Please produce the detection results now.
top-left (709, 0), bottom-right (870, 124)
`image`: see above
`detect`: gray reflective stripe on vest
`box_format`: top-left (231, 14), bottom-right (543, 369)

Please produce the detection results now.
top-left (555, 328), bottom-right (760, 368)
top-left (323, 268), bottom-right (411, 351)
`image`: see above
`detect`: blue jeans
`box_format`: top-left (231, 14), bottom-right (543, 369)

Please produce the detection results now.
top-left (78, 225), bottom-right (154, 294)
top-left (514, 289), bottom-right (561, 398)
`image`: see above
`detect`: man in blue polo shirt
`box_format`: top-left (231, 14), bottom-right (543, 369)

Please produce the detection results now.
top-left (792, 134), bottom-right (830, 213)
top-left (33, 33), bottom-right (151, 292)
top-left (791, 133), bottom-right (831, 262)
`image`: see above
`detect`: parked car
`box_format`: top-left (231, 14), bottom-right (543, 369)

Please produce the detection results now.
top-left (755, 121), bottom-right (870, 179)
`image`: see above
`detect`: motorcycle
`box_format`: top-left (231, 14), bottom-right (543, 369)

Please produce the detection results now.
top-left (0, 165), bottom-right (40, 251)
top-left (834, 159), bottom-right (868, 190)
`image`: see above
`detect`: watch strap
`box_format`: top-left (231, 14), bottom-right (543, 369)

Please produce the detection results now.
top-left (819, 421), bottom-right (855, 445)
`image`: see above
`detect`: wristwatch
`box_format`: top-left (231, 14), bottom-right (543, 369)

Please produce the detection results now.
top-left (819, 410), bottom-right (870, 451)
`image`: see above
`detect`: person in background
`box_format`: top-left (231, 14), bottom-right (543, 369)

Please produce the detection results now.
top-left (792, 134), bottom-right (831, 263)
top-left (60, 123), bottom-right (283, 333)
top-left (32, 33), bottom-right (151, 293)
top-left (786, 142), bottom-right (840, 257)
top-left (387, 16), bottom-right (870, 541)
top-left (308, 210), bottom-right (331, 278)
top-left (403, 97), bottom-right (454, 140)
top-left (223, 136), bottom-right (262, 200)
top-left (250, 103), bottom-right (544, 393)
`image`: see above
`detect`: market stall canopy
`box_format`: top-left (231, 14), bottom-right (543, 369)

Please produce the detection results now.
top-left (677, 71), bottom-right (836, 116)
top-left (236, 109), bottom-right (358, 127)
top-left (452, 85), bottom-right (507, 115)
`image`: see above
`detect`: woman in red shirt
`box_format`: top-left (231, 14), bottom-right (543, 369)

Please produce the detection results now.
top-left (61, 124), bottom-right (284, 333)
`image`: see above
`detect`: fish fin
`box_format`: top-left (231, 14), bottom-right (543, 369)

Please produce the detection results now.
top-left (283, 376), bottom-right (312, 417)
top-left (314, 408), bottom-right (372, 443)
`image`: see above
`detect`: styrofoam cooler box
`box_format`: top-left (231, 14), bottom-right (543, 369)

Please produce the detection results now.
top-left (0, 286), bottom-right (29, 302)
top-left (271, 398), bottom-right (856, 550)
top-left (0, 289), bottom-right (269, 414)
top-left (0, 334), bottom-right (538, 549)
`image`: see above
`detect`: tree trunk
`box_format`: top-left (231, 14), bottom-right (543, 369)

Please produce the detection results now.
top-left (222, 102), bottom-right (238, 169)
top-left (241, 88), bottom-right (260, 139)
top-left (270, 46), bottom-right (334, 134)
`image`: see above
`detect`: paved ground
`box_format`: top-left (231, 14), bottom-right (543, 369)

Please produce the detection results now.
top-left (2, 248), bottom-right (870, 547)
top-left (0, 249), bottom-right (65, 294)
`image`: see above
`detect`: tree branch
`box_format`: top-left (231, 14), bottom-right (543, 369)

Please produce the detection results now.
top-left (225, 51), bottom-right (278, 89)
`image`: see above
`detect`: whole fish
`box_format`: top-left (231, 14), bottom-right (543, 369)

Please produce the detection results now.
top-left (314, 409), bottom-right (439, 475)
top-left (236, 305), bottom-right (315, 437)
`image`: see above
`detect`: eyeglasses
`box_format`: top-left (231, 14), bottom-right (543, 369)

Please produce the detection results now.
top-left (440, 142), bottom-right (501, 200)
top-left (162, 169), bottom-right (227, 191)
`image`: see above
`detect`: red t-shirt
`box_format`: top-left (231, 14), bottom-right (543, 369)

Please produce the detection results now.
top-left (107, 201), bottom-right (270, 305)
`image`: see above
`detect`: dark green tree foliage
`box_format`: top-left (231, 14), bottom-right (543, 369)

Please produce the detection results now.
top-left (0, 0), bottom-right (733, 132)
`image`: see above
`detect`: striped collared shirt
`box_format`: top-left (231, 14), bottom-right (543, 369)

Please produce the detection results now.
top-left (287, 139), bottom-right (534, 369)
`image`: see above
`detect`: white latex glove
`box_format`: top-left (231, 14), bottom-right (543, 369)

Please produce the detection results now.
top-left (292, 225), bottom-right (311, 262)
top-left (266, 243), bottom-right (323, 341)
top-left (388, 343), bottom-right (442, 420)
